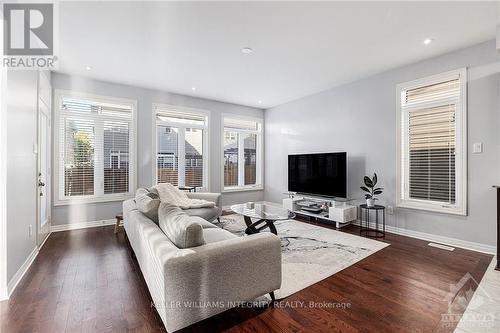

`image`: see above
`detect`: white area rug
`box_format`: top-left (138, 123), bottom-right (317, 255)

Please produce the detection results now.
top-left (215, 215), bottom-right (389, 299)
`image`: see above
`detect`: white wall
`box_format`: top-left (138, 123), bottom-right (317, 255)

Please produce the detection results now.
top-left (6, 71), bottom-right (39, 281)
top-left (51, 73), bottom-right (264, 226)
top-left (265, 40), bottom-right (500, 247)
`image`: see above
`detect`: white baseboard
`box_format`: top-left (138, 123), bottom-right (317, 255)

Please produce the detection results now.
top-left (7, 246), bottom-right (39, 297)
top-left (51, 219), bottom-right (115, 232)
top-left (354, 220), bottom-right (496, 254)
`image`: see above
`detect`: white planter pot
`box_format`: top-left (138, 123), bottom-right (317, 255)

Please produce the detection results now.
top-left (366, 198), bottom-right (375, 207)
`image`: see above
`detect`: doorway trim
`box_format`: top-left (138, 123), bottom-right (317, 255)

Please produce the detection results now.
top-left (36, 71), bottom-right (51, 247)
top-left (0, 67), bottom-right (7, 300)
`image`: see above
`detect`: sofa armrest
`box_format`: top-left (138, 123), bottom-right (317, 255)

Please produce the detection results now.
top-left (186, 192), bottom-right (222, 207)
top-left (162, 233), bottom-right (281, 331)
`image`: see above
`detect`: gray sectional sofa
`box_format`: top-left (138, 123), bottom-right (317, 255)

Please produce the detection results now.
top-left (123, 189), bottom-right (282, 332)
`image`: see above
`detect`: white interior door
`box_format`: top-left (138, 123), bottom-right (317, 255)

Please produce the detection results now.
top-left (37, 73), bottom-right (51, 246)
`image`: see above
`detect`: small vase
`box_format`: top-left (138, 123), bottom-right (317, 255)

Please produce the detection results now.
top-left (366, 198), bottom-right (375, 207)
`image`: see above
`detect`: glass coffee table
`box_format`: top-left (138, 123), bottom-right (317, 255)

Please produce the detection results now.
top-left (230, 203), bottom-right (295, 235)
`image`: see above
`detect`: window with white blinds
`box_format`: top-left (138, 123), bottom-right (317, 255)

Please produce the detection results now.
top-left (223, 115), bottom-right (263, 191)
top-left (55, 91), bottom-right (136, 204)
top-left (154, 105), bottom-right (208, 189)
top-left (397, 69), bottom-right (467, 215)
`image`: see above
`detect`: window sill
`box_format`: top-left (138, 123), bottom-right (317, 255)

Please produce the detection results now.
top-left (222, 186), bottom-right (264, 193)
top-left (397, 201), bottom-right (466, 216)
top-left (54, 193), bottom-right (134, 206)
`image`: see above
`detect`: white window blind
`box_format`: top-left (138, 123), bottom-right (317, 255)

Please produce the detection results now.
top-left (155, 105), bottom-right (208, 189)
top-left (56, 93), bottom-right (136, 204)
top-left (398, 69), bottom-right (467, 215)
top-left (223, 116), bottom-right (263, 190)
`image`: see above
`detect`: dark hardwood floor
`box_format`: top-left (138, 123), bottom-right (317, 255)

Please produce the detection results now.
top-left (0, 218), bottom-right (492, 333)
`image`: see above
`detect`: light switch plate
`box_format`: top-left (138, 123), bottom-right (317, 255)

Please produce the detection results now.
top-left (473, 142), bottom-right (483, 153)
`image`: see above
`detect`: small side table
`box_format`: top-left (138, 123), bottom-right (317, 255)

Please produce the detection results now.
top-left (359, 204), bottom-right (385, 238)
top-left (114, 212), bottom-right (123, 234)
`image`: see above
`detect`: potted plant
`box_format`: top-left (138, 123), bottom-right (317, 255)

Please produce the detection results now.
top-left (360, 173), bottom-right (383, 207)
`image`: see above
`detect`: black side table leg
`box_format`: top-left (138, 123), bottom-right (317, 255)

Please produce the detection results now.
top-left (367, 208), bottom-right (370, 231)
top-left (383, 209), bottom-right (386, 237)
top-left (359, 206), bottom-right (362, 235)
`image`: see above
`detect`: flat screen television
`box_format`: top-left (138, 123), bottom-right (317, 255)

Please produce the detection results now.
top-left (288, 152), bottom-right (347, 198)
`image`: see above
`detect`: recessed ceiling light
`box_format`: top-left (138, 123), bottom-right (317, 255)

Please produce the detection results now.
top-left (258, 100), bottom-right (262, 104)
top-left (423, 38), bottom-right (434, 45)
top-left (85, 66), bottom-right (92, 70)
top-left (191, 87), bottom-right (196, 91)
top-left (241, 47), bottom-right (253, 54)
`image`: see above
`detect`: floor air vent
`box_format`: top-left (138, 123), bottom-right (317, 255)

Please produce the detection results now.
top-left (428, 242), bottom-right (455, 251)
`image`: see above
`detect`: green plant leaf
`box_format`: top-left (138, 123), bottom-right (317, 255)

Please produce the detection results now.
top-left (372, 173), bottom-right (377, 186)
top-left (364, 176), bottom-right (373, 187)
top-left (373, 190), bottom-right (383, 195)
top-left (374, 187), bottom-right (383, 191)
top-left (360, 186), bottom-right (370, 192)
top-left (365, 194), bottom-right (372, 199)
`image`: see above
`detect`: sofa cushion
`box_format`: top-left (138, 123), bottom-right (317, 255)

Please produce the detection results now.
top-left (135, 188), bottom-right (161, 224)
top-left (158, 203), bottom-right (206, 249)
top-left (202, 228), bottom-right (237, 244)
top-left (184, 207), bottom-right (221, 222)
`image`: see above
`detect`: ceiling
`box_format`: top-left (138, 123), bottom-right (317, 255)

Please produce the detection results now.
top-left (57, 1), bottom-right (498, 108)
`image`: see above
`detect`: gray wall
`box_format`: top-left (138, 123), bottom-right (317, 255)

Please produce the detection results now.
top-left (51, 73), bottom-right (264, 226)
top-left (6, 71), bottom-right (39, 281)
top-left (265, 40), bottom-right (500, 247)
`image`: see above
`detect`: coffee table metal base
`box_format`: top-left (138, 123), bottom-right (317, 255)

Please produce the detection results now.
top-left (243, 216), bottom-right (278, 235)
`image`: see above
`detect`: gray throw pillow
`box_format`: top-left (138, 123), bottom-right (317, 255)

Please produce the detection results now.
top-left (158, 202), bottom-right (206, 249)
top-left (135, 188), bottom-right (160, 224)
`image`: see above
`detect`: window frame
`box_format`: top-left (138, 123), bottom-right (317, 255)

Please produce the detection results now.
top-left (53, 90), bottom-right (137, 206)
top-left (396, 68), bottom-right (467, 215)
top-left (221, 113), bottom-right (264, 193)
top-left (152, 103), bottom-right (210, 191)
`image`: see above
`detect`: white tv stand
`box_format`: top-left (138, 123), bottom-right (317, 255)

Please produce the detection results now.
top-left (283, 194), bottom-right (357, 229)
